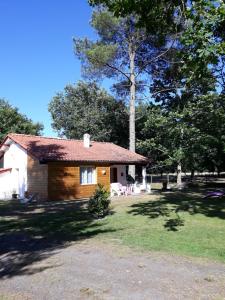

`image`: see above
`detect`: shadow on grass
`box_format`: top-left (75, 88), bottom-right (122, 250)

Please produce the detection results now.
top-left (128, 189), bottom-right (225, 231)
top-left (0, 200), bottom-right (116, 279)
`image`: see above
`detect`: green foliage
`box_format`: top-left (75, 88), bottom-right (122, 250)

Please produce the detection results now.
top-left (181, 0), bottom-right (225, 90)
top-left (137, 94), bottom-right (225, 174)
top-left (86, 44), bottom-right (118, 68)
top-left (0, 99), bottom-right (43, 142)
top-left (75, 38), bottom-right (118, 79)
top-left (83, 0), bottom-right (225, 177)
top-left (73, 9), bottom-right (122, 80)
top-left (93, 1), bottom-right (225, 93)
top-left (74, 6), bottom-right (177, 174)
top-left (88, 184), bottom-right (111, 218)
top-left (91, 9), bottom-right (120, 39)
top-left (89, 0), bottom-right (183, 36)
top-left (129, 0), bottom-right (225, 176)
top-left (137, 104), bottom-right (186, 172)
top-left (183, 94), bottom-right (225, 172)
top-left (48, 81), bottom-right (128, 147)
top-left (74, 8), bottom-right (171, 97)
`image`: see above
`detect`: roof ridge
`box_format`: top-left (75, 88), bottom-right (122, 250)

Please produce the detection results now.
top-left (8, 133), bottom-right (118, 144)
top-left (8, 133), bottom-right (81, 142)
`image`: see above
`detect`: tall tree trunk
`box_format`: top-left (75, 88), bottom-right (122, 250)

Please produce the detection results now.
top-left (128, 45), bottom-right (136, 182)
top-left (177, 127), bottom-right (183, 188)
top-left (177, 163), bottom-right (182, 188)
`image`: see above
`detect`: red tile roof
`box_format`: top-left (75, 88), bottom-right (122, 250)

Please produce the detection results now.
top-left (3, 133), bottom-right (148, 165)
top-left (0, 168), bottom-right (12, 174)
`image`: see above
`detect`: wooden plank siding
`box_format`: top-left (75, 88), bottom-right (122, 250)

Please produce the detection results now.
top-left (27, 155), bottom-right (48, 200)
top-left (48, 162), bottom-right (110, 200)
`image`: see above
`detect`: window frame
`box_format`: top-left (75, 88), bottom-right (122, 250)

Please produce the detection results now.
top-left (80, 166), bottom-right (97, 185)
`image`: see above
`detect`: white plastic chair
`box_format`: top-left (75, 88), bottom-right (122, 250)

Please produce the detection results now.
top-left (110, 183), bottom-right (126, 196)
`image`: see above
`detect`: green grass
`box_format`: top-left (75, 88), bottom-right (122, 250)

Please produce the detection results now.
top-left (1, 189), bottom-right (225, 269)
top-left (0, 200), bottom-right (111, 241)
top-left (96, 191), bottom-right (225, 262)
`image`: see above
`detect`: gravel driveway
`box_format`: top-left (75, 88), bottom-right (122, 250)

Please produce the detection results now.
top-left (1, 239), bottom-right (225, 300)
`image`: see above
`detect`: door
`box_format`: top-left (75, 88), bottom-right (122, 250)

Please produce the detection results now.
top-left (110, 167), bottom-right (118, 183)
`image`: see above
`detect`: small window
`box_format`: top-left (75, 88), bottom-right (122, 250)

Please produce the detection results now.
top-left (80, 167), bottom-right (96, 185)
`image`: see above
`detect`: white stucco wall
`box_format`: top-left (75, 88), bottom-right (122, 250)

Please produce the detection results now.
top-left (0, 170), bottom-right (13, 200)
top-left (111, 165), bottom-right (127, 185)
top-left (2, 141), bottom-right (28, 198)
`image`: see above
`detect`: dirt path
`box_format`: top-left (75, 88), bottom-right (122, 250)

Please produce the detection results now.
top-left (1, 240), bottom-right (225, 300)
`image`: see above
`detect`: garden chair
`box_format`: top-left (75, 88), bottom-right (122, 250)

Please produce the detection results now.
top-left (110, 183), bottom-right (127, 196)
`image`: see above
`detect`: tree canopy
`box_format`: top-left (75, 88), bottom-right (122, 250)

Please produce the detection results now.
top-left (0, 99), bottom-right (43, 142)
top-left (89, 0), bottom-right (184, 35)
top-left (65, 0), bottom-right (225, 182)
top-left (137, 93), bottom-right (225, 175)
top-left (86, 0), bottom-right (225, 181)
top-left (180, 0), bottom-right (225, 93)
top-left (48, 81), bottom-right (128, 147)
top-left (73, 6), bottom-right (182, 179)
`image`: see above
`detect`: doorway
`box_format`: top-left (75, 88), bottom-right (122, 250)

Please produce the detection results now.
top-left (110, 167), bottom-right (118, 183)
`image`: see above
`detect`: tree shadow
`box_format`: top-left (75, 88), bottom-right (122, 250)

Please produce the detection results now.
top-left (0, 138), bottom-right (118, 278)
top-left (0, 200), bottom-right (117, 279)
top-left (164, 214), bottom-right (185, 231)
top-left (26, 140), bottom-right (67, 161)
top-left (128, 189), bottom-right (225, 231)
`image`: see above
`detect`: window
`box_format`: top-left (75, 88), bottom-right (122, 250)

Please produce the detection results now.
top-left (80, 167), bottom-right (96, 185)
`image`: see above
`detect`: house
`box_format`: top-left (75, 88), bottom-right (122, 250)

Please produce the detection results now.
top-left (0, 133), bottom-right (148, 200)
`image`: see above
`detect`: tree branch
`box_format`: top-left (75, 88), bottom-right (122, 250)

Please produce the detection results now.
top-left (136, 36), bottom-right (178, 78)
top-left (105, 62), bottom-right (131, 82)
top-left (154, 146), bottom-right (174, 160)
top-left (135, 83), bottom-right (183, 96)
top-left (152, 87), bottom-right (182, 96)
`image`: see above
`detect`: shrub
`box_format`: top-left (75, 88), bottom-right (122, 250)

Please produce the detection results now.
top-left (88, 184), bottom-right (111, 218)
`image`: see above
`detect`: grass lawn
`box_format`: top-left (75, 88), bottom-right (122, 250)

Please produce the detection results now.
top-left (0, 187), bottom-right (225, 278)
top-left (97, 191), bottom-right (225, 262)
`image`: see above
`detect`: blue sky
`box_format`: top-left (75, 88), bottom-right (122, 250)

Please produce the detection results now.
top-left (0, 0), bottom-right (97, 137)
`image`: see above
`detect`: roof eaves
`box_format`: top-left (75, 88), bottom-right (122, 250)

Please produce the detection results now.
top-left (5, 134), bottom-right (40, 161)
top-left (0, 168), bottom-right (12, 174)
top-left (41, 158), bottom-right (149, 165)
